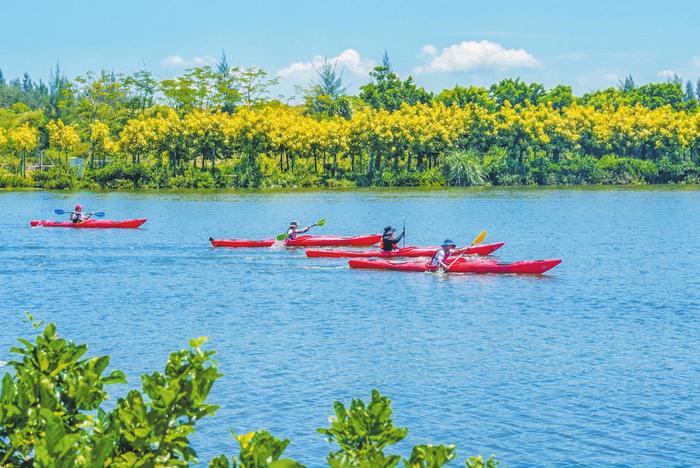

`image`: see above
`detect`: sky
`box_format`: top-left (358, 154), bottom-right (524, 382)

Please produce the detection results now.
top-left (1, 0), bottom-right (700, 98)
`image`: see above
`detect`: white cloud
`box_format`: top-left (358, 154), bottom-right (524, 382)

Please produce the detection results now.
top-left (161, 55), bottom-right (217, 67)
top-left (420, 45), bottom-right (438, 57)
top-left (413, 40), bottom-right (538, 74)
top-left (658, 69), bottom-right (677, 79)
top-left (278, 49), bottom-right (375, 80)
top-left (692, 57), bottom-right (700, 67)
top-left (603, 72), bottom-right (620, 82)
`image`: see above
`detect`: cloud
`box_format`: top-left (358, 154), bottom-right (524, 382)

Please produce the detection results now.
top-left (602, 72), bottom-right (620, 83)
top-left (413, 40), bottom-right (538, 74)
top-left (657, 69), bottom-right (677, 79)
top-left (420, 45), bottom-right (438, 57)
top-left (278, 49), bottom-right (375, 80)
top-left (692, 57), bottom-right (700, 67)
top-left (161, 55), bottom-right (217, 67)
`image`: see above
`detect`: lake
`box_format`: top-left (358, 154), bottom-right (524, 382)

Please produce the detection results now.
top-left (1, 187), bottom-right (699, 466)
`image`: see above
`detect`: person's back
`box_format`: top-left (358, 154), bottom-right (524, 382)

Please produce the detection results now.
top-left (381, 225), bottom-right (404, 252)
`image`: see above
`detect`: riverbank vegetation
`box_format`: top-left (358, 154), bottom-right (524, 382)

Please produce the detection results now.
top-left (0, 319), bottom-right (500, 467)
top-left (1, 56), bottom-right (700, 190)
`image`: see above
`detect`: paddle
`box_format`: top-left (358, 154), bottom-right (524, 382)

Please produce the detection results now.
top-left (402, 218), bottom-right (406, 248)
top-left (444, 230), bottom-right (487, 272)
top-left (275, 218), bottom-right (326, 241)
top-left (54, 209), bottom-right (105, 217)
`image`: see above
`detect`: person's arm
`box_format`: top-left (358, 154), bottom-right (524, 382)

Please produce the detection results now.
top-left (83, 212), bottom-right (93, 220)
top-left (394, 230), bottom-right (405, 243)
top-left (298, 226), bottom-right (311, 234)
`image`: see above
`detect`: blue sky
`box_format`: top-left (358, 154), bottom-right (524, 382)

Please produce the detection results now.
top-left (2, 0), bottom-right (699, 97)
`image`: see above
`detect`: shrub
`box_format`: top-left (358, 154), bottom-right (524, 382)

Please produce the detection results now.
top-left (0, 321), bottom-right (502, 467)
top-left (32, 167), bottom-right (78, 189)
top-left (89, 161), bottom-right (156, 189)
top-left (169, 167), bottom-right (217, 189)
top-left (0, 169), bottom-right (32, 188)
top-left (442, 149), bottom-right (486, 186)
top-left (597, 155), bottom-right (657, 184)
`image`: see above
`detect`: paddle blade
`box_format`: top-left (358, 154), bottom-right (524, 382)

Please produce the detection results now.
top-left (471, 230), bottom-right (487, 246)
top-left (315, 218), bottom-right (326, 227)
top-left (276, 233), bottom-right (288, 241)
top-left (54, 209), bottom-right (66, 215)
top-left (93, 212), bottom-right (105, 217)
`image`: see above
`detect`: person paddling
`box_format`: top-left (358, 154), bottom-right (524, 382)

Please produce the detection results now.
top-left (70, 205), bottom-right (93, 224)
top-left (381, 225), bottom-right (405, 252)
top-left (286, 220), bottom-right (312, 240)
top-left (430, 239), bottom-right (456, 271)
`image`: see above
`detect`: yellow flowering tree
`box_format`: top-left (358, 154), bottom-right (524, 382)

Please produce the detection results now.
top-left (47, 119), bottom-right (81, 165)
top-left (9, 124), bottom-right (39, 176)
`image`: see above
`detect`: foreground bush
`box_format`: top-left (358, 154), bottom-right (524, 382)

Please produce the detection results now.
top-left (0, 321), bottom-right (501, 466)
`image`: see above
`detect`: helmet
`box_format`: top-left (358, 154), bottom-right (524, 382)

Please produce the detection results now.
top-left (384, 225), bottom-right (394, 233)
top-left (75, 204), bottom-right (82, 212)
top-left (442, 239), bottom-right (456, 247)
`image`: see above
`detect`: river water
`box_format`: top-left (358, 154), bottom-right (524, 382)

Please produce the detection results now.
top-left (0, 188), bottom-right (698, 466)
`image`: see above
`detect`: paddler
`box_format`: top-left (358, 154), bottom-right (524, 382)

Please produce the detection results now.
top-left (70, 204), bottom-right (92, 224)
top-left (430, 239), bottom-right (456, 271)
top-left (381, 225), bottom-right (405, 252)
top-left (286, 220), bottom-right (312, 240)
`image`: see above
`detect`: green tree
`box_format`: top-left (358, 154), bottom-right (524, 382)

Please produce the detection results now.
top-left (436, 85), bottom-right (495, 110)
top-left (304, 60), bottom-right (352, 119)
top-left (238, 67), bottom-right (280, 109)
top-left (360, 55), bottom-right (432, 111)
top-left (544, 85), bottom-right (575, 110)
top-left (489, 78), bottom-right (545, 107)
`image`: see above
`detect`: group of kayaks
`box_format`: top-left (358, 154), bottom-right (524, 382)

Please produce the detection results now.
top-left (208, 233), bottom-right (561, 275)
top-left (30, 213), bottom-right (561, 275)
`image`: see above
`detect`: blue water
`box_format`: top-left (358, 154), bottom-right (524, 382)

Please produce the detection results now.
top-left (1, 188), bottom-right (699, 466)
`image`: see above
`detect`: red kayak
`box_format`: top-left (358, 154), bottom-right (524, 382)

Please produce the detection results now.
top-left (348, 258), bottom-right (561, 274)
top-left (30, 219), bottom-right (147, 229)
top-left (306, 242), bottom-right (504, 258)
top-left (210, 234), bottom-right (381, 248)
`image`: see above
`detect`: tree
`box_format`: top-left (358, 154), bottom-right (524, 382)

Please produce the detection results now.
top-left (359, 63), bottom-right (432, 111)
top-left (88, 120), bottom-right (117, 168)
top-left (47, 119), bottom-right (81, 165)
top-left (685, 80), bottom-right (695, 101)
top-left (9, 124), bottom-right (39, 176)
top-left (436, 85), bottom-right (496, 110)
top-left (489, 78), bottom-right (545, 107)
top-left (237, 67), bottom-right (279, 109)
top-left (619, 74), bottom-right (635, 92)
top-left (47, 63), bottom-right (74, 120)
top-left (544, 85), bottom-right (575, 110)
top-left (215, 51), bottom-right (242, 113)
top-left (304, 60), bottom-right (352, 119)
top-left (122, 70), bottom-right (158, 115)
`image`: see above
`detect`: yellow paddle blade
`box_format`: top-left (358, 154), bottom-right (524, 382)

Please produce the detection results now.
top-left (471, 230), bottom-right (487, 246)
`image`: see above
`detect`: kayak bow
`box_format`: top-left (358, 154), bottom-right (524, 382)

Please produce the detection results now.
top-left (210, 234), bottom-right (381, 248)
top-left (30, 219), bottom-right (147, 229)
top-left (348, 258), bottom-right (561, 274)
top-left (305, 242), bottom-right (505, 258)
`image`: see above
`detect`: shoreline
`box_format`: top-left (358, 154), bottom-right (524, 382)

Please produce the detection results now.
top-left (3, 182), bottom-right (700, 195)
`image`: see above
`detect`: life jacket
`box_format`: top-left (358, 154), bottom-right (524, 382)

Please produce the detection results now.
top-left (287, 227), bottom-right (297, 240)
top-left (71, 212), bottom-right (82, 223)
top-left (381, 233), bottom-right (395, 251)
top-left (431, 247), bottom-right (449, 267)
